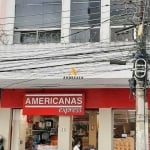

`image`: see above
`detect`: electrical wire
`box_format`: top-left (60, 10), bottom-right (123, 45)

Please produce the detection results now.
top-left (0, 44), bottom-right (135, 72)
top-left (0, 43), bottom-right (136, 60)
top-left (0, 0), bottom-right (146, 89)
top-left (0, 40), bottom-right (136, 53)
top-left (0, 47), bottom-right (134, 67)
top-left (0, 45), bottom-right (135, 64)
top-left (0, 35), bottom-right (136, 66)
top-left (0, 60), bottom-right (133, 73)
top-left (0, 42), bottom-right (136, 60)
top-left (0, 0), bottom-right (138, 74)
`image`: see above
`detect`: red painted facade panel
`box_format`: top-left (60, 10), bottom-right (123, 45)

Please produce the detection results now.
top-left (85, 89), bottom-right (135, 108)
top-left (1, 89), bottom-right (25, 108)
top-left (0, 88), bottom-right (137, 110)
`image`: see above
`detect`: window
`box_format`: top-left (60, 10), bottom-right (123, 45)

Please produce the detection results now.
top-left (14, 30), bottom-right (60, 44)
top-left (110, 0), bottom-right (135, 42)
top-left (38, 30), bottom-right (60, 43)
top-left (14, 0), bottom-right (61, 43)
top-left (110, 0), bottom-right (135, 26)
top-left (111, 27), bottom-right (134, 42)
top-left (71, 28), bottom-right (99, 43)
top-left (70, 0), bottom-right (101, 43)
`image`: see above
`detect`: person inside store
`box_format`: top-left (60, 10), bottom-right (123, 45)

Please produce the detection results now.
top-left (73, 137), bottom-right (82, 150)
top-left (25, 136), bottom-right (34, 150)
top-left (0, 135), bottom-right (4, 150)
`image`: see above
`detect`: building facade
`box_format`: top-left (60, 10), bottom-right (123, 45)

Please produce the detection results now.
top-left (0, 0), bottom-right (148, 150)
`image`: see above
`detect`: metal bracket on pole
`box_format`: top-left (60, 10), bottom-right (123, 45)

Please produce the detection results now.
top-left (134, 58), bottom-right (147, 79)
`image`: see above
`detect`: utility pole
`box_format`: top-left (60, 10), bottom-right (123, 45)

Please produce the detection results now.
top-left (133, 0), bottom-right (149, 149)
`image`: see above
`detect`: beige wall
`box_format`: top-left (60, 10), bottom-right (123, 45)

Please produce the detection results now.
top-left (98, 108), bottom-right (113, 150)
top-left (89, 111), bottom-right (97, 148)
top-left (58, 116), bottom-right (73, 150)
top-left (0, 108), bottom-right (12, 150)
top-left (11, 109), bottom-right (27, 150)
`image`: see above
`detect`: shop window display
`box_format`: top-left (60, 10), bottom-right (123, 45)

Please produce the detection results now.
top-left (73, 110), bottom-right (98, 150)
top-left (24, 109), bottom-right (137, 150)
top-left (113, 110), bottom-right (136, 150)
top-left (25, 116), bottom-right (58, 150)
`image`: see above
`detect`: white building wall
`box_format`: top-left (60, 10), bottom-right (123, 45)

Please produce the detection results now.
top-left (0, 0), bottom-right (15, 45)
top-left (0, 42), bottom-right (134, 79)
top-left (0, 1), bottom-right (136, 150)
top-left (100, 0), bottom-right (110, 43)
top-left (0, 0), bottom-right (6, 45)
top-left (61, 0), bottom-right (71, 43)
top-left (0, 0), bottom-right (134, 80)
top-left (4, 0), bottom-right (15, 44)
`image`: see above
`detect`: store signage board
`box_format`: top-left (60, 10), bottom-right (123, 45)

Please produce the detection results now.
top-left (23, 93), bottom-right (85, 116)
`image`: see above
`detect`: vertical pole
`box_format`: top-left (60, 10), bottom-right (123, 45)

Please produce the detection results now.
top-left (145, 102), bottom-right (149, 150)
top-left (136, 81), bottom-right (146, 150)
top-left (135, 0), bottom-right (148, 149)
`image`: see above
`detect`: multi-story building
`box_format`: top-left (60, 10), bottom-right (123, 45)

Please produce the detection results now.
top-left (0, 0), bottom-right (148, 150)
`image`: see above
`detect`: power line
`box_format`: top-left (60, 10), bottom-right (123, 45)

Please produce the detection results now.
top-left (0, 59), bottom-right (133, 73)
top-left (0, 47), bottom-right (134, 65)
top-left (0, 41), bottom-right (136, 53)
top-left (0, 43), bottom-right (135, 72)
top-left (0, 42), bottom-right (136, 60)
top-left (0, 43), bottom-right (135, 62)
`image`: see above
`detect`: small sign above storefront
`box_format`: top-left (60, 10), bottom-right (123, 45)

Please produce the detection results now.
top-left (23, 93), bottom-right (85, 116)
top-left (63, 66), bottom-right (83, 79)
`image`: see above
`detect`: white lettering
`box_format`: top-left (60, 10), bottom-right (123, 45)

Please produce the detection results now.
top-left (25, 95), bottom-right (83, 106)
top-left (71, 97), bottom-right (77, 104)
top-left (53, 97), bottom-right (58, 104)
top-left (77, 97), bottom-right (82, 104)
top-left (64, 97), bottom-right (70, 104)
top-left (59, 98), bottom-right (64, 104)
top-left (32, 98), bottom-right (39, 104)
top-left (58, 107), bottom-right (82, 114)
top-left (45, 97), bottom-right (50, 104)
top-left (25, 98), bottom-right (31, 105)
top-left (39, 97), bottom-right (44, 104)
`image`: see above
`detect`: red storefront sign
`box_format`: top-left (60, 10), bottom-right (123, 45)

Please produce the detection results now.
top-left (23, 93), bottom-right (85, 115)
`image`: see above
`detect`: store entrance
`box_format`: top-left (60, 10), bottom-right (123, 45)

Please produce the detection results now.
top-left (73, 110), bottom-right (98, 150)
top-left (113, 109), bottom-right (136, 150)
